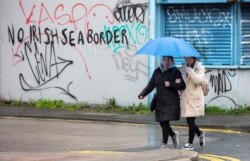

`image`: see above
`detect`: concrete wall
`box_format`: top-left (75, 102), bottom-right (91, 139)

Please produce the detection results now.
top-left (202, 68), bottom-right (249, 108)
top-left (0, 0), bottom-right (249, 108)
top-left (205, 69), bottom-right (239, 108)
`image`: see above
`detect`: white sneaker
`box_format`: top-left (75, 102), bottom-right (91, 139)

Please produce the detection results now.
top-left (160, 143), bottom-right (168, 149)
top-left (171, 131), bottom-right (179, 148)
top-left (182, 143), bottom-right (194, 151)
top-left (199, 131), bottom-right (205, 147)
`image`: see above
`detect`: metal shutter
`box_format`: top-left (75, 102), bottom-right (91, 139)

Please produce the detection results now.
top-left (163, 4), bottom-right (232, 66)
top-left (241, 3), bottom-right (250, 65)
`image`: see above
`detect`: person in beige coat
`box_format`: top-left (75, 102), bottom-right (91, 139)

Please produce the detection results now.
top-left (180, 57), bottom-right (206, 151)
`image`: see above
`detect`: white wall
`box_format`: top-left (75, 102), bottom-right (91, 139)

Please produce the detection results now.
top-left (204, 68), bottom-right (240, 108)
top-left (0, 0), bottom-right (149, 106)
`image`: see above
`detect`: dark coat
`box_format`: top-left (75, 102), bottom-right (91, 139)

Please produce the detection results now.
top-left (139, 66), bottom-right (186, 122)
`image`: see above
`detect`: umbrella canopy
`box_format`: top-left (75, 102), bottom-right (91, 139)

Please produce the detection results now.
top-left (136, 37), bottom-right (200, 57)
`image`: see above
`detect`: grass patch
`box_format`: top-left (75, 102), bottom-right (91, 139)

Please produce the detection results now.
top-left (93, 98), bottom-right (150, 114)
top-left (205, 105), bottom-right (250, 115)
top-left (1, 98), bottom-right (250, 115)
top-left (0, 98), bottom-right (151, 114)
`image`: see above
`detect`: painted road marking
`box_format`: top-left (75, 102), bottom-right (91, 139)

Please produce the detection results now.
top-left (70, 151), bottom-right (241, 161)
top-left (200, 154), bottom-right (241, 161)
top-left (2, 117), bottom-right (248, 134)
top-left (201, 128), bottom-right (243, 134)
top-left (172, 125), bottom-right (245, 134)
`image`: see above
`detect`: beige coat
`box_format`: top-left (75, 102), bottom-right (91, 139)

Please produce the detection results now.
top-left (180, 61), bottom-right (205, 117)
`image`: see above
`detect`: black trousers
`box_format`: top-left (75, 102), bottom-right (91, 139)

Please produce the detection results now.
top-left (186, 117), bottom-right (201, 144)
top-left (159, 120), bottom-right (175, 144)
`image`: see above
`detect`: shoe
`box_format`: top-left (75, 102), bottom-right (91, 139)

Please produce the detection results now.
top-left (171, 131), bottom-right (179, 148)
top-left (199, 131), bottom-right (205, 146)
top-left (182, 143), bottom-right (194, 151)
top-left (160, 143), bottom-right (168, 149)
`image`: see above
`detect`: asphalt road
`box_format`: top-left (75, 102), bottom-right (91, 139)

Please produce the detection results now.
top-left (0, 117), bottom-right (249, 161)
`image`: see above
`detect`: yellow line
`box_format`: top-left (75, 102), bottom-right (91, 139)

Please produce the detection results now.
top-left (172, 125), bottom-right (245, 134)
top-left (201, 128), bottom-right (243, 134)
top-left (199, 155), bottom-right (224, 161)
top-left (2, 116), bottom-right (247, 134)
top-left (202, 154), bottom-right (241, 161)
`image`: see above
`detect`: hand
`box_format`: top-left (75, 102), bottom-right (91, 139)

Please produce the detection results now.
top-left (175, 78), bottom-right (181, 83)
top-left (185, 66), bottom-right (193, 74)
top-left (165, 81), bottom-right (170, 87)
top-left (138, 95), bottom-right (144, 99)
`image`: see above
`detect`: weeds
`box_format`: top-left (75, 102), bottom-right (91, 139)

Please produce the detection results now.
top-left (205, 105), bottom-right (250, 115)
top-left (1, 98), bottom-right (250, 115)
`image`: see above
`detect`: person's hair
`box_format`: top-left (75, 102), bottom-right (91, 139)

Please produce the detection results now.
top-left (162, 56), bottom-right (174, 61)
top-left (191, 57), bottom-right (197, 60)
top-left (190, 57), bottom-right (197, 68)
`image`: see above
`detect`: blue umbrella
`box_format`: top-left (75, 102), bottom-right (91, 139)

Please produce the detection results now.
top-left (136, 37), bottom-right (200, 57)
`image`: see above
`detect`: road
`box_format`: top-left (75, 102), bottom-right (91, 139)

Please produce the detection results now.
top-left (0, 117), bottom-right (249, 161)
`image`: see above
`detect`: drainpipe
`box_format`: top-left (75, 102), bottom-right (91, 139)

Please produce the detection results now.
top-left (148, 0), bottom-right (156, 106)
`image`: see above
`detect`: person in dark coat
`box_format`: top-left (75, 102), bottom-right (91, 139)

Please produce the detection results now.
top-left (138, 56), bottom-right (186, 149)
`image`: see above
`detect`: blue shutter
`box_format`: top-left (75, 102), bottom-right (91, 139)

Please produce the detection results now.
top-left (163, 4), bottom-right (232, 66)
top-left (156, 0), bottom-right (228, 4)
top-left (240, 3), bottom-right (250, 65)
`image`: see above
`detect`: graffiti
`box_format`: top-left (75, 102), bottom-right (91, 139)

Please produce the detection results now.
top-left (7, 25), bottom-right (96, 100)
top-left (166, 5), bottom-right (232, 44)
top-left (186, 28), bottom-right (213, 44)
top-left (206, 69), bottom-right (237, 107)
top-left (240, 16), bottom-right (250, 64)
top-left (166, 6), bottom-right (231, 28)
top-left (14, 0), bottom-right (148, 48)
top-left (8, 24), bottom-right (92, 77)
top-left (208, 95), bottom-right (237, 107)
top-left (112, 45), bottom-right (147, 82)
top-left (5, 0), bottom-right (149, 102)
top-left (165, 5), bottom-right (232, 63)
top-left (87, 28), bottom-right (128, 45)
top-left (113, 0), bottom-right (148, 23)
top-left (8, 25), bottom-right (129, 47)
top-left (209, 69), bottom-right (235, 95)
top-left (18, 40), bottom-right (77, 100)
top-left (104, 23), bottom-right (148, 52)
top-left (19, 0), bottom-right (88, 30)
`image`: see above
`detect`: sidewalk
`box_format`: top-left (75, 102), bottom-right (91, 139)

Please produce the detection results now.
top-left (0, 105), bottom-right (249, 133)
top-left (0, 105), bottom-right (250, 161)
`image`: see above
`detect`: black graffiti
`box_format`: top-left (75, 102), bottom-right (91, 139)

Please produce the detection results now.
top-left (209, 69), bottom-right (235, 95)
top-left (8, 25), bottom-right (85, 47)
top-left (8, 24), bottom-right (24, 45)
top-left (208, 95), bottom-right (237, 107)
top-left (55, 82), bottom-right (77, 100)
top-left (8, 25), bottom-right (129, 46)
top-left (113, 0), bottom-right (148, 23)
top-left (18, 41), bottom-right (76, 100)
top-left (87, 28), bottom-right (128, 45)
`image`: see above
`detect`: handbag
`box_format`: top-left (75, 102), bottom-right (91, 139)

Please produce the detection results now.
top-left (150, 94), bottom-right (156, 111)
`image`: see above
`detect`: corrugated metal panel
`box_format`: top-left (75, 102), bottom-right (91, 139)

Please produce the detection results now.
top-left (157, 0), bottom-right (228, 4)
top-left (241, 3), bottom-right (250, 65)
top-left (163, 4), bottom-right (232, 65)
